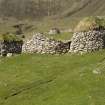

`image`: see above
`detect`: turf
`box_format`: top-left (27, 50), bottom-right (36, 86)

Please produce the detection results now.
top-left (46, 32), bottom-right (73, 41)
top-left (0, 51), bottom-right (105, 105)
top-left (0, 34), bottom-right (23, 41)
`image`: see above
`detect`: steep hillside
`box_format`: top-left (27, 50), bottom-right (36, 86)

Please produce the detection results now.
top-left (0, 0), bottom-right (105, 20)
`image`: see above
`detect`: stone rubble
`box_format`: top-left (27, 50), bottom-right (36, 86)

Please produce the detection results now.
top-left (22, 33), bottom-right (70, 54)
top-left (69, 30), bottom-right (105, 54)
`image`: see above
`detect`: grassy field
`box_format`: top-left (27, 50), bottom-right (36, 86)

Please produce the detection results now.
top-left (0, 51), bottom-right (105, 105)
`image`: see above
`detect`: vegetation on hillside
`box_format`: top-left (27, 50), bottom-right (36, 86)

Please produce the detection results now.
top-left (0, 0), bottom-right (63, 19)
top-left (74, 16), bottom-right (105, 32)
top-left (0, 0), bottom-right (105, 20)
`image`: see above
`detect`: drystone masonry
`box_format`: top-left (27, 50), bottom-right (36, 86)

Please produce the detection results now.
top-left (22, 33), bottom-right (70, 54)
top-left (0, 41), bottom-right (23, 56)
top-left (69, 30), bottom-right (105, 54)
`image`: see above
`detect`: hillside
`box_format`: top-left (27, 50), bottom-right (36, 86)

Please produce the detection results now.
top-left (0, 51), bottom-right (105, 105)
top-left (0, 0), bottom-right (105, 20)
top-left (0, 0), bottom-right (105, 35)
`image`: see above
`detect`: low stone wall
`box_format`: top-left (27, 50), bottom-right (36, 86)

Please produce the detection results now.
top-left (22, 33), bottom-right (70, 54)
top-left (0, 41), bottom-right (23, 56)
top-left (69, 30), bottom-right (105, 54)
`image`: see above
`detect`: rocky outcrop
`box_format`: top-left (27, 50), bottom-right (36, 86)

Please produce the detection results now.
top-left (69, 30), bottom-right (105, 54)
top-left (22, 33), bottom-right (70, 54)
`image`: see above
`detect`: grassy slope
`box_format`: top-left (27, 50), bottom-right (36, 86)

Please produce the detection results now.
top-left (0, 0), bottom-right (105, 19)
top-left (63, 0), bottom-right (105, 18)
top-left (46, 32), bottom-right (73, 41)
top-left (0, 51), bottom-right (105, 105)
top-left (0, 0), bottom-right (105, 36)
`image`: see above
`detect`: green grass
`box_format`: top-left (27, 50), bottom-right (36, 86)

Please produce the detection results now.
top-left (46, 32), bottom-right (73, 41)
top-left (0, 50), bottom-right (105, 105)
top-left (0, 34), bottom-right (23, 41)
top-left (0, 17), bottom-right (78, 40)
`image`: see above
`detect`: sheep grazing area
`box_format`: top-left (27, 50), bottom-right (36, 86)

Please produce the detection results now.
top-left (0, 51), bottom-right (105, 105)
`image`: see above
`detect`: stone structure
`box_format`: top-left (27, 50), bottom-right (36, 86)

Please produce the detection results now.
top-left (48, 28), bottom-right (60, 35)
top-left (0, 41), bottom-right (23, 56)
top-left (69, 17), bottom-right (105, 54)
top-left (22, 33), bottom-right (70, 54)
top-left (69, 30), bottom-right (105, 54)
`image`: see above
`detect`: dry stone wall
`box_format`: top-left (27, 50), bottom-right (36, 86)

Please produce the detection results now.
top-left (22, 33), bottom-right (70, 54)
top-left (1, 29), bottom-right (105, 56)
top-left (0, 41), bottom-right (23, 56)
top-left (69, 30), bottom-right (105, 54)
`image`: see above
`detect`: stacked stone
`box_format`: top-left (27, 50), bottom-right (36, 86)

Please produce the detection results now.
top-left (22, 33), bottom-right (70, 54)
top-left (69, 30), bottom-right (105, 54)
top-left (0, 41), bottom-right (23, 56)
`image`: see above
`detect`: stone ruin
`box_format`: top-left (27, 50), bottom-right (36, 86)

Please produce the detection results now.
top-left (0, 34), bottom-right (23, 56)
top-left (22, 33), bottom-right (70, 54)
top-left (69, 17), bottom-right (105, 54)
top-left (48, 28), bottom-right (60, 35)
top-left (0, 40), bottom-right (23, 56)
top-left (19, 17), bottom-right (105, 55)
top-left (1, 17), bottom-right (105, 56)
top-left (69, 30), bottom-right (105, 54)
